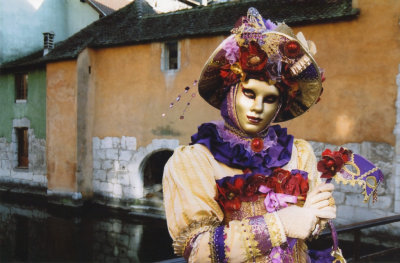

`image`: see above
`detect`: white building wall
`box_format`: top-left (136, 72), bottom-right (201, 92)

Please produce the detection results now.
top-left (66, 0), bottom-right (100, 37)
top-left (393, 64), bottom-right (400, 213)
top-left (0, 0), bottom-right (99, 64)
top-left (146, 0), bottom-right (190, 13)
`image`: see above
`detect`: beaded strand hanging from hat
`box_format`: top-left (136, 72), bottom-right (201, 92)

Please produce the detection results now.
top-left (162, 80), bottom-right (198, 120)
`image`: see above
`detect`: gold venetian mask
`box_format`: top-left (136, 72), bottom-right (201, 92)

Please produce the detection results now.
top-left (235, 79), bottom-right (280, 136)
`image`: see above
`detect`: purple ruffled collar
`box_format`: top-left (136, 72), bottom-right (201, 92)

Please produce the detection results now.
top-left (214, 121), bottom-right (279, 157)
top-left (190, 121), bottom-right (293, 174)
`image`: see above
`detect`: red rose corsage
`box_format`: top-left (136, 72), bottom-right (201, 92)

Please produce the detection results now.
top-left (317, 148), bottom-right (352, 180)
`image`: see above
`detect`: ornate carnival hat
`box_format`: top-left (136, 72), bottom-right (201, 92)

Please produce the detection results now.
top-left (198, 7), bottom-right (323, 122)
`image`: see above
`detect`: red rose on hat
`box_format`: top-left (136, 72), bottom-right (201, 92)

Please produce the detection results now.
top-left (239, 41), bottom-right (268, 73)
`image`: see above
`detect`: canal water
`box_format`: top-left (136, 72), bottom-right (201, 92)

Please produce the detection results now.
top-left (0, 193), bottom-right (175, 262)
top-left (1, 192), bottom-right (399, 262)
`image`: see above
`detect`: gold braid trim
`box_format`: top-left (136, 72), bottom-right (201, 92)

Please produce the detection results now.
top-left (173, 217), bottom-right (220, 256)
top-left (264, 213), bottom-right (287, 247)
top-left (294, 139), bottom-right (320, 190)
top-left (209, 226), bottom-right (218, 263)
top-left (293, 240), bottom-right (309, 263)
top-left (241, 218), bottom-right (262, 261)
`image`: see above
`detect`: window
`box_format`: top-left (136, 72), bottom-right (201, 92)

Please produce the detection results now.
top-left (15, 73), bottom-right (28, 102)
top-left (16, 127), bottom-right (29, 168)
top-left (163, 41), bottom-right (179, 71)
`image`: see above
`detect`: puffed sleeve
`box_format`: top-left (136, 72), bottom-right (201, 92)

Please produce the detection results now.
top-left (163, 144), bottom-right (288, 263)
top-left (294, 139), bottom-right (321, 191)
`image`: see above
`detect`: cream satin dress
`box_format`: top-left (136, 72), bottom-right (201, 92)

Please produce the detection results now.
top-left (163, 139), bottom-right (321, 263)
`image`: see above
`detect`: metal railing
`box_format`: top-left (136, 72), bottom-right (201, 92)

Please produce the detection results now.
top-left (319, 214), bottom-right (400, 262)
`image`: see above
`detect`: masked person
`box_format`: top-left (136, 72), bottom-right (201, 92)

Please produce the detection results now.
top-left (163, 8), bottom-right (336, 263)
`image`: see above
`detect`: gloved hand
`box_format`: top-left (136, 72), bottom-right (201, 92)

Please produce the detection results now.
top-left (305, 183), bottom-right (337, 236)
top-left (304, 183), bottom-right (336, 211)
top-left (276, 183), bottom-right (336, 239)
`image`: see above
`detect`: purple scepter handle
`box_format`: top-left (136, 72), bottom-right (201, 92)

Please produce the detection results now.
top-left (328, 220), bottom-right (339, 251)
top-left (325, 174), bottom-right (339, 254)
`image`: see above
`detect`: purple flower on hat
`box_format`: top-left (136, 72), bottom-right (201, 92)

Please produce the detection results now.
top-left (263, 18), bottom-right (277, 31)
top-left (222, 36), bottom-right (239, 64)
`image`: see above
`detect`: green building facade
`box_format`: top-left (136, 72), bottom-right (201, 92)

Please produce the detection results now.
top-left (0, 67), bottom-right (47, 187)
top-left (0, 69), bottom-right (46, 140)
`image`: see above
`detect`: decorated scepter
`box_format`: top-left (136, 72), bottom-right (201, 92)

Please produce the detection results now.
top-left (314, 148), bottom-right (384, 263)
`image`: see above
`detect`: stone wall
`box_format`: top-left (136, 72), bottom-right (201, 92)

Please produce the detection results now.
top-left (92, 137), bottom-right (179, 202)
top-left (0, 123), bottom-right (46, 188)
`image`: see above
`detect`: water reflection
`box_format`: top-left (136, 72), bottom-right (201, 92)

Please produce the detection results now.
top-left (0, 194), bottom-right (175, 262)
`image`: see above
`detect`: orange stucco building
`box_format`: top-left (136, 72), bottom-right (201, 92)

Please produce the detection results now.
top-left (42, 0), bottom-right (400, 226)
top-left (46, 61), bottom-right (78, 191)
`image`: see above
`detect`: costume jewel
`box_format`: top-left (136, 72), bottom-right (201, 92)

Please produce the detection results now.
top-left (284, 41), bottom-right (300, 58)
top-left (250, 137), bottom-right (264, 152)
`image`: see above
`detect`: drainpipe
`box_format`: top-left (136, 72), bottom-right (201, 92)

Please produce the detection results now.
top-left (43, 32), bottom-right (55, 56)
